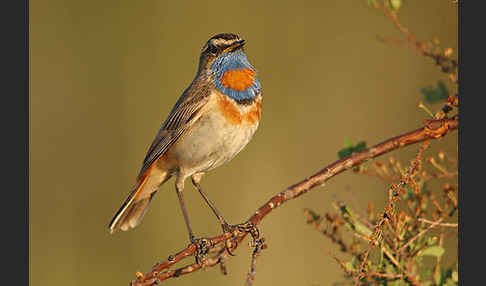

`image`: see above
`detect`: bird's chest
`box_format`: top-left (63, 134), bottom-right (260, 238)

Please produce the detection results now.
top-left (170, 92), bottom-right (262, 173)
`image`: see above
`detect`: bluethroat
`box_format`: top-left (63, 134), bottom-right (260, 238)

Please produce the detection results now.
top-left (108, 33), bottom-right (262, 252)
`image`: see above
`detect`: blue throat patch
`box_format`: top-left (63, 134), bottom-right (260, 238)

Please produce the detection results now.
top-left (211, 50), bottom-right (261, 102)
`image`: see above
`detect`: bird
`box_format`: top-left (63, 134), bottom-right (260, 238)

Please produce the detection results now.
top-left (108, 33), bottom-right (262, 248)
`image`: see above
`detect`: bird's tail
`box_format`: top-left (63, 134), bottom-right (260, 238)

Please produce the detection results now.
top-left (108, 165), bottom-right (169, 234)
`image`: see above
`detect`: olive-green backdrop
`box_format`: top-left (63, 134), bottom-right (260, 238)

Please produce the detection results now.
top-left (30, 1), bottom-right (458, 285)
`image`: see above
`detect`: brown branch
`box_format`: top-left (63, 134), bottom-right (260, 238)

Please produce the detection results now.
top-left (366, 272), bottom-right (404, 279)
top-left (399, 218), bottom-right (445, 252)
top-left (130, 118), bottom-right (457, 286)
top-left (333, 251), bottom-right (405, 284)
top-left (374, 3), bottom-right (458, 82)
top-left (245, 238), bottom-right (267, 286)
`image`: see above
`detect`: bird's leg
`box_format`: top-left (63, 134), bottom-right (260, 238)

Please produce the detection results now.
top-left (191, 173), bottom-right (229, 227)
top-left (175, 178), bottom-right (195, 242)
top-left (175, 177), bottom-right (213, 265)
top-left (191, 173), bottom-right (261, 255)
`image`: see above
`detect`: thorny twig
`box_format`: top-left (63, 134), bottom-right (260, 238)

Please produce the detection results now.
top-left (353, 152), bottom-right (458, 183)
top-left (418, 218), bottom-right (457, 228)
top-left (245, 238), bottom-right (267, 286)
top-left (399, 218), bottom-right (445, 252)
top-left (374, 2), bottom-right (458, 83)
top-left (356, 141), bottom-right (431, 283)
top-left (130, 118), bottom-right (457, 286)
top-left (307, 142), bottom-right (458, 285)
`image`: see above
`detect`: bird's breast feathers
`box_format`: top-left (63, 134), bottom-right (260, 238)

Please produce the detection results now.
top-left (162, 90), bottom-right (261, 174)
top-left (215, 91), bottom-right (262, 126)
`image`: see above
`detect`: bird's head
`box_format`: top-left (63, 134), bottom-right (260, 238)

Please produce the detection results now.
top-left (198, 33), bottom-right (260, 102)
top-left (199, 33), bottom-right (246, 68)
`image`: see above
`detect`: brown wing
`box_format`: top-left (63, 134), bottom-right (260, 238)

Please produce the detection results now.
top-left (137, 84), bottom-right (211, 178)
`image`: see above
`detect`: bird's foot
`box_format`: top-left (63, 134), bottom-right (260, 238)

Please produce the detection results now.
top-left (190, 235), bottom-right (214, 265)
top-left (221, 221), bottom-right (260, 256)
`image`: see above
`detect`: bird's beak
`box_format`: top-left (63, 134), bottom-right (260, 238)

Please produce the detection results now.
top-left (223, 40), bottom-right (246, 53)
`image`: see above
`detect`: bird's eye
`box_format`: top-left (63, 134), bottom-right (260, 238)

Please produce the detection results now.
top-left (208, 44), bottom-right (218, 54)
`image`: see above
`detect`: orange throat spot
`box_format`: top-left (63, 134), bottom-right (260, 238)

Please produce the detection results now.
top-left (220, 69), bottom-right (256, 91)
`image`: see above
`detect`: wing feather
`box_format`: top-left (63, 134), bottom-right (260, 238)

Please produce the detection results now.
top-left (137, 84), bottom-right (211, 178)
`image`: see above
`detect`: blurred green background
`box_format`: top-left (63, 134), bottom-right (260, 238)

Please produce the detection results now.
top-left (30, 1), bottom-right (458, 285)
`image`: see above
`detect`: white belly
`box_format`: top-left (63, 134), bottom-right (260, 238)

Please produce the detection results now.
top-left (166, 93), bottom-right (261, 177)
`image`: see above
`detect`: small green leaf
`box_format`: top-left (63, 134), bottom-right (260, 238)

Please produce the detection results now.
top-left (452, 270), bottom-right (458, 282)
top-left (338, 140), bottom-right (367, 159)
top-left (390, 0), bottom-right (402, 10)
top-left (355, 141), bottom-right (366, 151)
top-left (367, 0), bottom-right (377, 7)
top-left (444, 278), bottom-right (458, 286)
top-left (343, 138), bottom-right (353, 148)
top-left (339, 204), bottom-right (373, 236)
top-left (426, 236), bottom-right (438, 246)
top-left (420, 80), bottom-right (449, 103)
top-left (344, 261), bottom-right (355, 271)
top-left (418, 246), bottom-right (445, 257)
